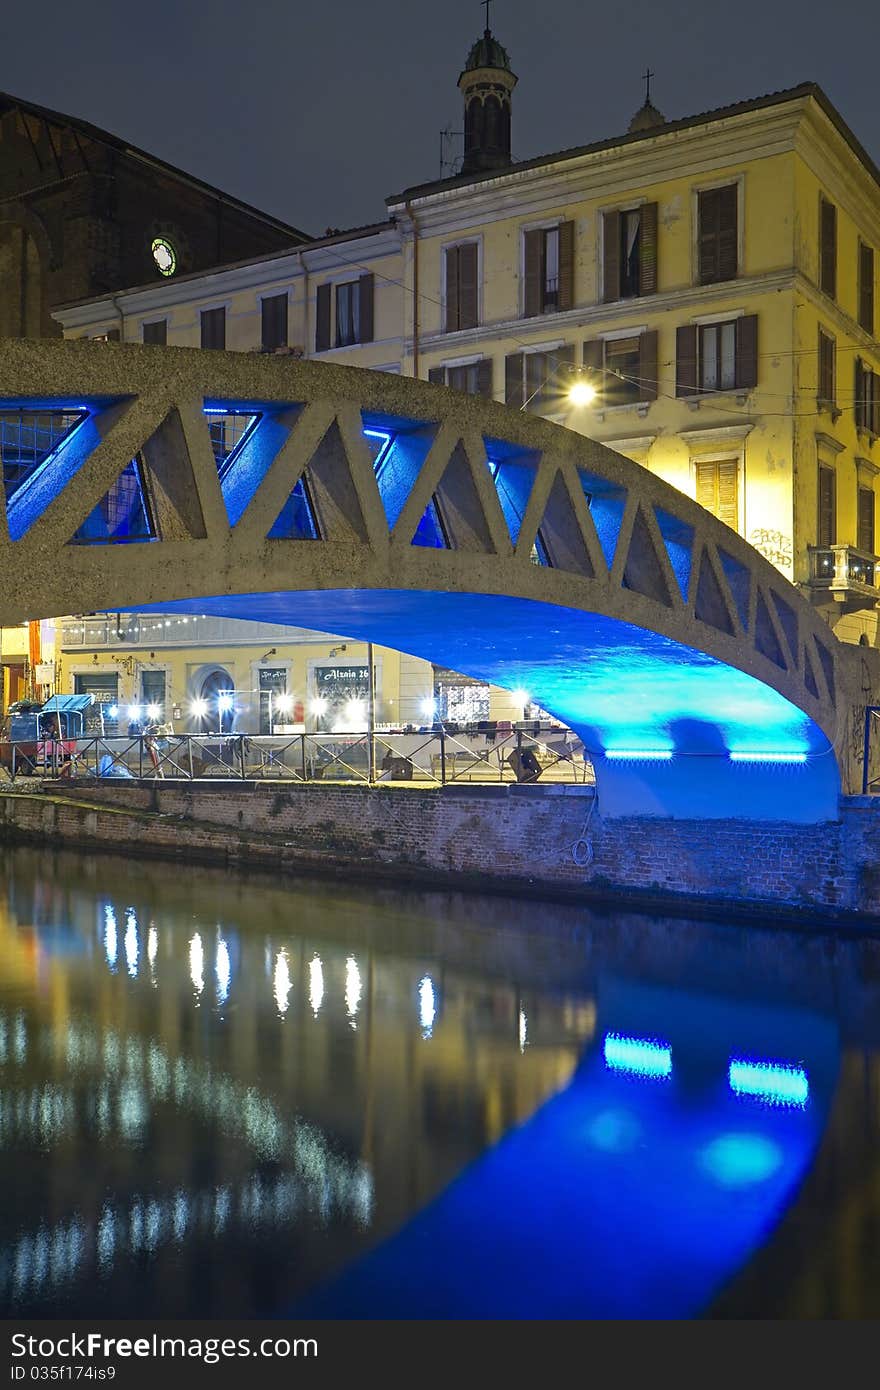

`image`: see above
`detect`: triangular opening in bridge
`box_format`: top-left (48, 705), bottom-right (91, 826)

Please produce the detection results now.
top-left (268, 475), bottom-right (320, 540)
top-left (532, 470), bottom-right (593, 575)
top-left (770, 590), bottom-right (799, 667)
top-left (803, 647), bottom-right (819, 700)
top-left (362, 413), bottom-right (439, 531)
top-left (813, 635), bottom-right (836, 702)
top-left (754, 588), bottom-right (787, 669)
top-left (622, 505), bottom-right (672, 606)
top-left (297, 417), bottom-right (371, 543)
top-left (412, 440), bottom-right (496, 553)
top-left (1, 408), bottom-right (89, 537)
top-left (653, 507), bottom-right (694, 602)
top-left (139, 409), bottom-right (207, 540)
top-left (205, 409), bottom-right (261, 480)
top-left (68, 456), bottom-right (157, 546)
top-left (693, 546), bottom-right (735, 634)
top-left (717, 547), bottom-right (752, 630)
top-left (484, 437), bottom-right (549, 564)
top-left (576, 469), bottom-right (627, 570)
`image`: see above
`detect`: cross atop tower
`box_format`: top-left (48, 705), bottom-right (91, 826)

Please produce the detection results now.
top-left (643, 67), bottom-right (655, 105)
top-left (482, 0), bottom-right (493, 32)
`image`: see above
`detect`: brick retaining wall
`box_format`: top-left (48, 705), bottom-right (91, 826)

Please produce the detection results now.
top-left (2, 780), bottom-right (879, 923)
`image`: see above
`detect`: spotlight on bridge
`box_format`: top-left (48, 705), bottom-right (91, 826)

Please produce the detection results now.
top-left (274, 693), bottom-right (293, 713)
top-left (511, 688), bottom-right (530, 710)
top-left (217, 694), bottom-right (234, 714)
top-left (127, 704), bottom-right (141, 722)
top-left (146, 704), bottom-right (161, 721)
top-left (421, 697), bottom-right (437, 718)
top-left (310, 697), bottom-right (328, 716)
top-left (191, 699), bottom-right (208, 719)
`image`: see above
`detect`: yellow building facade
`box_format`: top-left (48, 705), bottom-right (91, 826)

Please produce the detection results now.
top-left (47, 58), bottom-right (880, 718)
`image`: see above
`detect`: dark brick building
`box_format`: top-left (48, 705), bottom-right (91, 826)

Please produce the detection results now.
top-left (0, 91), bottom-right (310, 338)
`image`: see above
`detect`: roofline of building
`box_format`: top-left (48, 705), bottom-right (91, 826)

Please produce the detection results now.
top-left (386, 82), bottom-right (880, 206)
top-left (0, 88), bottom-right (314, 243)
top-left (52, 220), bottom-right (397, 315)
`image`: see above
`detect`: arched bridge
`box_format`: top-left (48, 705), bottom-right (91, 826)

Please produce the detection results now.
top-left (0, 339), bottom-right (862, 820)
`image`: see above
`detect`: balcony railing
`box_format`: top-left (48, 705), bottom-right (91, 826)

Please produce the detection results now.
top-left (807, 544), bottom-right (880, 602)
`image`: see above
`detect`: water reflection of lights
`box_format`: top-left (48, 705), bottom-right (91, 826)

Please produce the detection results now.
top-left (728, 1059), bottom-right (809, 1108)
top-left (103, 906), bottom-right (118, 971)
top-left (124, 910), bottom-right (138, 978)
top-left (189, 933), bottom-right (204, 996)
top-left (273, 951), bottom-right (292, 1015)
top-left (419, 976), bottom-right (436, 1037)
top-left (603, 1032), bottom-right (672, 1079)
top-left (519, 1009), bottom-right (528, 1053)
top-left (701, 1133), bottom-right (783, 1187)
top-left (587, 1108), bottom-right (643, 1153)
top-left (147, 925), bottom-right (158, 974)
top-left (215, 936), bottom-right (231, 1005)
top-left (309, 956), bottom-right (324, 1016)
top-left (3, 1162), bottom-right (374, 1304)
top-left (345, 957), bottom-right (361, 1026)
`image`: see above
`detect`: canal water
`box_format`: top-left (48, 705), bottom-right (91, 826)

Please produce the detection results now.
top-left (0, 844), bottom-right (878, 1320)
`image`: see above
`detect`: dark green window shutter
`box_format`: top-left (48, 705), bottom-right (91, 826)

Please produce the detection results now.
top-left (735, 314), bottom-right (758, 389)
top-left (558, 221), bottom-right (575, 311)
top-left (698, 186), bottom-right (737, 285)
top-left (142, 319), bottom-right (167, 346)
top-left (855, 358), bottom-right (865, 432)
top-left (475, 357), bottom-right (493, 398)
top-left (859, 242), bottom-right (874, 335)
top-left (603, 210), bottom-right (621, 302)
top-left (676, 324), bottom-right (698, 396)
top-left (818, 329), bottom-right (835, 405)
top-left (523, 229), bottom-right (543, 318)
top-left (428, 366), bottom-right (445, 385)
top-left (445, 246), bottom-right (460, 333)
top-left (505, 352), bottom-right (524, 407)
top-left (818, 465), bottom-right (835, 545)
top-left (639, 203), bottom-right (658, 296)
top-left (200, 307), bottom-right (225, 350)
top-left (820, 198), bottom-right (837, 298)
top-left (858, 485), bottom-right (875, 554)
top-left (261, 294), bottom-right (288, 351)
top-left (315, 283), bottom-right (331, 352)
top-left (358, 274), bottom-right (374, 343)
top-left (458, 242), bottom-right (479, 330)
top-left (639, 329), bottom-right (659, 401)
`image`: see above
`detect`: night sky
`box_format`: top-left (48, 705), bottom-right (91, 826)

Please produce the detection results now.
top-left (3, 0), bottom-right (879, 236)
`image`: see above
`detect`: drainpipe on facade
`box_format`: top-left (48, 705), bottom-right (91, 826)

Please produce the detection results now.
top-left (405, 201), bottom-right (419, 378)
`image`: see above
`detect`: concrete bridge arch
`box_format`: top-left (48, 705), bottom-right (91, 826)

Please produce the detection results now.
top-left (0, 339), bottom-right (868, 820)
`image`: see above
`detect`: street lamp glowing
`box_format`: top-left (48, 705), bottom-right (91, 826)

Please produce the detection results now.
top-left (191, 698), bottom-right (208, 719)
top-left (274, 692), bottom-right (294, 713)
top-left (146, 704), bottom-right (160, 721)
top-left (217, 693), bottom-right (234, 714)
top-left (421, 697), bottom-right (437, 718)
top-left (310, 697), bottom-right (328, 716)
top-left (568, 379), bottom-right (597, 406)
top-left (511, 688), bottom-right (530, 709)
top-left (127, 704), bottom-right (141, 722)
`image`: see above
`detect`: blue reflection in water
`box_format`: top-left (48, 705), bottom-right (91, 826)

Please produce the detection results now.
top-left (294, 981), bottom-right (837, 1318)
top-left (729, 1059), bottom-right (809, 1108)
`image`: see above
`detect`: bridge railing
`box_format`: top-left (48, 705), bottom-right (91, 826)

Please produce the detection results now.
top-left (0, 729), bottom-right (593, 788)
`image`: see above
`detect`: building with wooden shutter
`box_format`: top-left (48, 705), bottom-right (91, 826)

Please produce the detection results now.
top-left (51, 27), bottom-right (880, 649)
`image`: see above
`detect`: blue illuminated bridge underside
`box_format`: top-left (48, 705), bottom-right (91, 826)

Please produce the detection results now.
top-left (139, 589), bottom-right (838, 821)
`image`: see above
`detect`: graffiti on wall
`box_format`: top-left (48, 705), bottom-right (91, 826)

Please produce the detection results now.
top-left (749, 528), bottom-right (793, 574)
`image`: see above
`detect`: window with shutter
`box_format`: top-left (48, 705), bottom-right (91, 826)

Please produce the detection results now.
top-left (142, 319), bottom-right (167, 346)
top-left (335, 281), bottom-right (360, 347)
top-left (445, 244), bottom-right (479, 333)
top-left (676, 325), bottom-right (698, 396)
top-left (358, 274), bottom-right (374, 344)
top-left (859, 243), bottom-right (875, 336)
top-left (200, 307), bottom-right (225, 351)
top-left (698, 185), bottom-right (737, 285)
top-left (856, 359), bottom-right (880, 437)
top-left (818, 464), bottom-right (836, 546)
top-left (858, 485), bottom-right (875, 555)
top-left (523, 224), bottom-right (573, 316)
top-left (261, 294), bottom-right (288, 352)
top-left (694, 459), bottom-right (739, 531)
top-left (818, 329), bottom-right (835, 407)
top-left (820, 198), bottom-right (837, 299)
top-left (693, 315), bottom-right (757, 393)
top-left (604, 336), bottom-right (643, 407)
top-left (603, 204), bottom-right (658, 301)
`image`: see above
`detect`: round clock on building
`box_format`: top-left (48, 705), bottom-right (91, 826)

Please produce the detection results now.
top-left (151, 236), bottom-right (177, 277)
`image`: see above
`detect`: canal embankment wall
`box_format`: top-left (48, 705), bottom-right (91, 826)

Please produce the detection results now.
top-left (3, 780), bottom-right (880, 925)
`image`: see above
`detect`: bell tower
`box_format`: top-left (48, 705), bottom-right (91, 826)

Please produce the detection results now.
top-left (458, 10), bottom-right (517, 176)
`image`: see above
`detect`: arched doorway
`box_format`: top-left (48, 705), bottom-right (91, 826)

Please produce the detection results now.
top-left (0, 222), bottom-right (44, 338)
top-left (193, 666), bottom-right (235, 733)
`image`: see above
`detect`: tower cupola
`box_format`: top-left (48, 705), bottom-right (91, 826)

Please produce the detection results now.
top-left (458, 15), bottom-right (517, 176)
